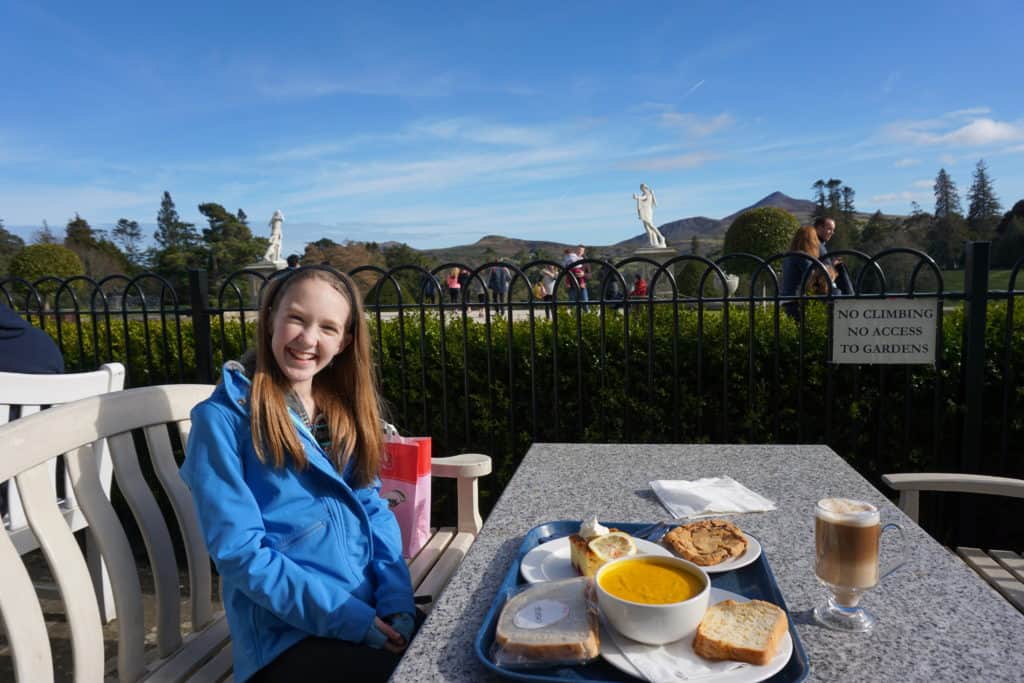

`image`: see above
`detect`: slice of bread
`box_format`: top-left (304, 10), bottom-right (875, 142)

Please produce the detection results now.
top-left (494, 578), bottom-right (600, 664)
top-left (692, 599), bottom-right (788, 666)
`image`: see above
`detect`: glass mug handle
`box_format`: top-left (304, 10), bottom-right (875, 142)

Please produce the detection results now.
top-left (879, 522), bottom-right (906, 581)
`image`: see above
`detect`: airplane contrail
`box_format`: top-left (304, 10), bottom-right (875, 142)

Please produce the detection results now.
top-left (683, 80), bottom-right (705, 97)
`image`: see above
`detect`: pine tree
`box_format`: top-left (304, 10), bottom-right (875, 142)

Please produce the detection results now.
top-left (966, 159), bottom-right (1002, 238)
top-left (155, 191), bottom-right (198, 250)
top-left (113, 218), bottom-right (143, 265)
top-left (32, 220), bottom-right (58, 244)
top-left (690, 235), bottom-right (701, 256)
top-left (933, 168), bottom-right (962, 219)
top-left (812, 179), bottom-right (827, 218)
top-left (65, 213), bottom-right (96, 248)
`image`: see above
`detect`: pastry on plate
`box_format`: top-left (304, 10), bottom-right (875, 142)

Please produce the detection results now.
top-left (569, 517), bottom-right (637, 577)
top-left (663, 519), bottom-right (747, 566)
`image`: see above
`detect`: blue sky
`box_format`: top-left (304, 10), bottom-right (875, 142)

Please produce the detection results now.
top-left (1, 1), bottom-right (1022, 251)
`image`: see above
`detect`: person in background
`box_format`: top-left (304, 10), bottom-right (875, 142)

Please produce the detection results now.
top-left (419, 271), bottom-right (439, 305)
top-left (781, 226), bottom-right (836, 319)
top-left (487, 263), bottom-right (512, 314)
top-left (446, 267), bottom-right (461, 304)
top-left (0, 302), bottom-right (64, 374)
top-left (180, 266), bottom-right (417, 682)
top-left (814, 217), bottom-right (855, 294)
top-left (286, 254), bottom-right (301, 270)
top-left (540, 265), bottom-right (558, 319)
top-left (630, 273), bottom-right (648, 298)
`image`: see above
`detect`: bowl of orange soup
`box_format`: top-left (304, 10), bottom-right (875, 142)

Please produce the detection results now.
top-left (595, 555), bottom-right (710, 644)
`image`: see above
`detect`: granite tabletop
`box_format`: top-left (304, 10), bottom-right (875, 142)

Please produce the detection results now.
top-left (390, 443), bottom-right (1024, 682)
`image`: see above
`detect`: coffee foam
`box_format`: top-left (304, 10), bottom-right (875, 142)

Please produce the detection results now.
top-left (816, 497), bottom-right (879, 527)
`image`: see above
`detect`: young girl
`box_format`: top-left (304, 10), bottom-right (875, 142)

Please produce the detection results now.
top-left (181, 266), bottom-right (415, 682)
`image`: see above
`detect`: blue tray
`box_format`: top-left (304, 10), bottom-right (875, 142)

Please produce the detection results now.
top-left (474, 520), bottom-right (810, 682)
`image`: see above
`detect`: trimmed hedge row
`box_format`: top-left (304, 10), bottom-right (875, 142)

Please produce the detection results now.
top-left (44, 302), bottom-right (1024, 519)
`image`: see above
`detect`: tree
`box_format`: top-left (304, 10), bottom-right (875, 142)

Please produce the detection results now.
top-left (65, 213), bottom-right (97, 248)
top-left (812, 179), bottom-right (827, 218)
top-left (10, 243), bottom-right (85, 303)
top-left (32, 220), bottom-right (58, 245)
top-left (966, 159), bottom-right (1002, 239)
top-left (1, 219), bottom-right (26, 275)
top-left (933, 168), bottom-right (962, 219)
top-left (197, 202), bottom-right (266, 281)
top-left (237, 208), bottom-right (248, 225)
top-left (154, 191), bottom-right (199, 251)
top-left (61, 214), bottom-right (128, 278)
top-left (723, 207), bottom-right (800, 287)
top-left (690, 235), bottom-right (701, 256)
top-left (992, 200), bottom-right (1024, 268)
top-left (113, 218), bottom-right (143, 265)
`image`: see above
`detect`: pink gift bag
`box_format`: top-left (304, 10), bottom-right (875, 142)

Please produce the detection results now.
top-left (379, 435), bottom-right (432, 558)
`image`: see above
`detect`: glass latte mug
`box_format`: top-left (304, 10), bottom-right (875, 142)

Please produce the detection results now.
top-left (813, 497), bottom-right (905, 632)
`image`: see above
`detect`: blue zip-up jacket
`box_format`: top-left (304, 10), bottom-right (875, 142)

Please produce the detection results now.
top-left (180, 364), bottom-right (414, 682)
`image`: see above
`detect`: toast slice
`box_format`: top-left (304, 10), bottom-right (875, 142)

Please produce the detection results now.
top-left (494, 577), bottom-right (600, 664)
top-left (692, 599), bottom-right (788, 666)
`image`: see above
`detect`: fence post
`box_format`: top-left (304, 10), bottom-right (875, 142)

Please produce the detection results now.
top-left (189, 269), bottom-right (214, 384)
top-left (960, 241), bottom-right (989, 473)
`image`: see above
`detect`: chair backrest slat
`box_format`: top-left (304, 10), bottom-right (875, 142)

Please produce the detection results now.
top-left (0, 521), bottom-right (53, 681)
top-left (146, 420), bottom-right (214, 630)
top-left (108, 430), bottom-right (183, 657)
top-left (65, 442), bottom-right (146, 683)
top-left (17, 464), bottom-right (105, 682)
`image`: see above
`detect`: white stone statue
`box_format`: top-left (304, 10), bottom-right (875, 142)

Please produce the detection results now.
top-left (263, 210), bottom-right (284, 263)
top-left (633, 183), bottom-right (666, 248)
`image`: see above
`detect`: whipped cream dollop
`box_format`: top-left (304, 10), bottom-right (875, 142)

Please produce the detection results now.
top-left (579, 516), bottom-right (609, 540)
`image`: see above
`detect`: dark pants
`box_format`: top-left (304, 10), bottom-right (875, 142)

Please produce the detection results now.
top-left (251, 610), bottom-right (426, 682)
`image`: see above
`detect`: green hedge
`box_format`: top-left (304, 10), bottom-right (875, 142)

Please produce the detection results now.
top-left (41, 302), bottom-right (1024, 521)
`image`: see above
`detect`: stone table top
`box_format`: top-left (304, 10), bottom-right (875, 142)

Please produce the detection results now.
top-left (390, 443), bottom-right (1024, 682)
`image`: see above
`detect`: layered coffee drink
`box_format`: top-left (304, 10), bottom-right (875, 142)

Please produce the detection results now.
top-left (814, 498), bottom-right (880, 606)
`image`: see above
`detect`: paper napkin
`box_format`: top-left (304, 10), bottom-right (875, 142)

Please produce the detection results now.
top-left (602, 621), bottom-right (742, 682)
top-left (649, 476), bottom-right (776, 519)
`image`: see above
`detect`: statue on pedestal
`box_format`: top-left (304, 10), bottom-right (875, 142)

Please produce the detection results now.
top-left (633, 183), bottom-right (666, 249)
top-left (263, 210), bottom-right (284, 264)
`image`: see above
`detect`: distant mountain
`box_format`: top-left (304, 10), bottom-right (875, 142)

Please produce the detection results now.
top-left (719, 191), bottom-right (818, 227)
top-left (421, 191), bottom-right (826, 264)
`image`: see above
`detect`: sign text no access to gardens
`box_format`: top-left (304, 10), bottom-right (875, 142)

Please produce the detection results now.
top-left (831, 299), bottom-right (938, 365)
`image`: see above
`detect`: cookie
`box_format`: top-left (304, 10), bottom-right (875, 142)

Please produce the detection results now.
top-left (663, 519), bottom-right (748, 566)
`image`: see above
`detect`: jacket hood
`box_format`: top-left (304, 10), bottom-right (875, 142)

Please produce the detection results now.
top-left (0, 303), bottom-right (32, 341)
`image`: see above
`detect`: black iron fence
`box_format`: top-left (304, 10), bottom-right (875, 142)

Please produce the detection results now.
top-left (3, 243), bottom-right (1022, 543)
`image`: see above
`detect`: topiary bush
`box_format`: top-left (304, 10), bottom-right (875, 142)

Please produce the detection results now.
top-left (722, 207), bottom-right (801, 285)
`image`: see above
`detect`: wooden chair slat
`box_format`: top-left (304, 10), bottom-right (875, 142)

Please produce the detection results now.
top-left (108, 430), bottom-right (183, 657)
top-left (65, 442), bottom-right (147, 683)
top-left (0, 522), bottom-right (53, 681)
top-left (408, 527), bottom-right (455, 587)
top-left (990, 549), bottom-right (1024, 584)
top-left (144, 421), bottom-right (214, 632)
top-left (415, 531), bottom-right (475, 611)
top-left (186, 642), bottom-right (232, 683)
top-left (17, 464), bottom-right (105, 681)
top-left (956, 547), bottom-right (1024, 612)
top-left (143, 617), bottom-right (230, 683)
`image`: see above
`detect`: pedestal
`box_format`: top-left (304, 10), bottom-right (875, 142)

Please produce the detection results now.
top-left (245, 260), bottom-right (287, 307)
top-left (631, 247), bottom-right (678, 297)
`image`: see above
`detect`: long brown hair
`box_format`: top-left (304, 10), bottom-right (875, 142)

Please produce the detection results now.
top-left (789, 225), bottom-right (821, 257)
top-left (249, 266), bottom-right (384, 487)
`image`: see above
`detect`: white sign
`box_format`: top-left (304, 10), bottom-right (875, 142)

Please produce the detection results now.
top-left (832, 299), bottom-right (937, 365)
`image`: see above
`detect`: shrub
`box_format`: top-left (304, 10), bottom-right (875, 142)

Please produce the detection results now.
top-left (9, 244), bottom-right (84, 299)
top-left (722, 207), bottom-right (800, 285)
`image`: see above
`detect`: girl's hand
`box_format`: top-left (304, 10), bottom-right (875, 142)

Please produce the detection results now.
top-left (373, 616), bottom-right (407, 653)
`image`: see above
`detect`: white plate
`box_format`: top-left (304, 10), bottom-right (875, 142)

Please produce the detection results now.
top-left (519, 536), bottom-right (673, 583)
top-left (601, 587), bottom-right (793, 683)
top-left (699, 533), bottom-right (762, 574)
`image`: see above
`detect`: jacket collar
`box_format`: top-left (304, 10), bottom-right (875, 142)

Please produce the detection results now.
top-left (218, 362), bottom-right (353, 488)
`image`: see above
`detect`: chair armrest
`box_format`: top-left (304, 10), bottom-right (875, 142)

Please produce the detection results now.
top-left (431, 453), bottom-right (492, 480)
top-left (882, 473), bottom-right (1024, 497)
top-left (431, 453), bottom-right (491, 535)
top-left (882, 473), bottom-right (1024, 522)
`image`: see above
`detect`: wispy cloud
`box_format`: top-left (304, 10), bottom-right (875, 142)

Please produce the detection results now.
top-left (870, 190), bottom-right (930, 205)
top-left (408, 118), bottom-right (555, 146)
top-left (683, 80), bottom-right (705, 97)
top-left (884, 110), bottom-right (1024, 147)
top-left (893, 158), bottom-right (920, 168)
top-left (620, 151), bottom-right (717, 171)
top-left (911, 179), bottom-right (933, 189)
top-left (658, 111), bottom-right (735, 137)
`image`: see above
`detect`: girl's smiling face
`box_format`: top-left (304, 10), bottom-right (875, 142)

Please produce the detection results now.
top-left (270, 277), bottom-right (350, 393)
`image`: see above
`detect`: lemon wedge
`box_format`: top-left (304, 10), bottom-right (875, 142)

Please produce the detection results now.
top-left (588, 531), bottom-right (638, 563)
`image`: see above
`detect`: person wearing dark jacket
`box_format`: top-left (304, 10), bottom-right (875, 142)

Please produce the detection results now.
top-left (0, 302), bottom-right (64, 374)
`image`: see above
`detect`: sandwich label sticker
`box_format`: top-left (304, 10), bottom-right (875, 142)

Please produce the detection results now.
top-left (514, 599), bottom-right (569, 629)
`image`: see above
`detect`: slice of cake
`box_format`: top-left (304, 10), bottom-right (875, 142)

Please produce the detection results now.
top-left (568, 518), bottom-right (637, 577)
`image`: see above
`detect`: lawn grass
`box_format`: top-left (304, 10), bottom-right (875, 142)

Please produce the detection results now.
top-left (939, 269), bottom-right (1017, 292)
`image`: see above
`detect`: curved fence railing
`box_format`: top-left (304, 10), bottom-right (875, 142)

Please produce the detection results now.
top-left (3, 244), bottom-right (1022, 529)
